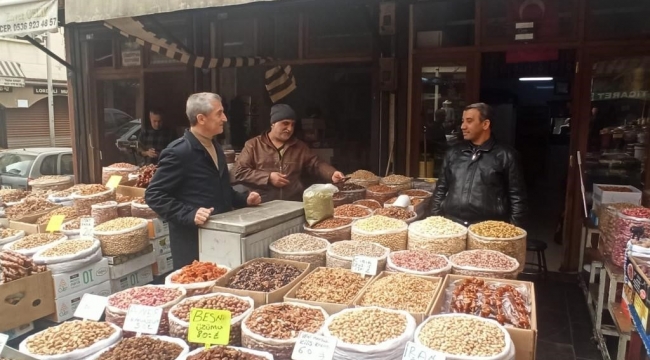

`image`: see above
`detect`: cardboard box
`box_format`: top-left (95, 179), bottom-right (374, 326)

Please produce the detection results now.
top-left (116, 185), bottom-right (145, 198)
top-left (625, 256), bottom-right (650, 332)
top-left (110, 265), bottom-right (154, 293)
top-left (108, 251), bottom-right (156, 279)
top-left (153, 254), bottom-right (174, 276)
top-left (352, 271), bottom-right (441, 324)
top-left (214, 258), bottom-right (312, 308)
top-left (0, 271), bottom-right (56, 332)
top-left (151, 235), bottom-right (171, 256)
top-left (48, 280), bottom-right (112, 322)
top-left (1, 345), bottom-right (39, 360)
top-left (9, 221), bottom-right (44, 235)
top-left (51, 258), bottom-right (110, 298)
top-left (148, 218), bottom-right (169, 239)
top-left (593, 184), bottom-right (642, 210)
top-left (2, 322), bottom-right (34, 341)
top-left (284, 267), bottom-right (375, 315)
top-left (431, 275), bottom-right (538, 360)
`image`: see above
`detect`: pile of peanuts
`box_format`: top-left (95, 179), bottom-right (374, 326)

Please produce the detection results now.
top-left (389, 251), bottom-right (450, 272)
top-left (418, 316), bottom-right (506, 356)
top-left (352, 215), bottom-right (408, 251)
top-left (358, 273), bottom-right (439, 313)
top-left (36, 206), bottom-right (78, 225)
top-left (95, 217), bottom-right (143, 232)
top-left (97, 337), bottom-right (183, 360)
top-left (270, 233), bottom-right (329, 252)
top-left (244, 303), bottom-right (325, 340)
top-left (108, 286), bottom-right (184, 310)
top-left (334, 204), bottom-right (372, 218)
top-left (227, 260), bottom-right (303, 292)
top-left (328, 308), bottom-right (407, 345)
top-left (385, 197), bottom-right (423, 206)
top-left (75, 184), bottom-right (110, 196)
top-left (8, 233), bottom-right (64, 250)
top-left (450, 250), bottom-right (518, 272)
top-left (295, 268), bottom-right (369, 304)
top-left (188, 347), bottom-right (268, 360)
top-left (401, 189), bottom-right (431, 198)
top-left (39, 239), bottom-right (95, 257)
top-left (329, 240), bottom-right (389, 258)
top-left (599, 203), bottom-right (640, 254)
top-left (469, 221), bottom-right (525, 238)
top-left (29, 175), bottom-right (71, 185)
top-left (309, 217), bottom-right (353, 230)
top-left (25, 321), bottom-right (116, 355)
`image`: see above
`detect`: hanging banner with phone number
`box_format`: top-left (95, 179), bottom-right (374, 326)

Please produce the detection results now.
top-left (0, 0), bottom-right (58, 37)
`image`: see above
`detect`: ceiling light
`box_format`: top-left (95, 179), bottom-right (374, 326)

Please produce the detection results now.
top-left (519, 77), bottom-right (553, 81)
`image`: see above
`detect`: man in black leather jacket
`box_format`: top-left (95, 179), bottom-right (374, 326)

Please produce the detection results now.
top-left (431, 103), bottom-right (527, 227)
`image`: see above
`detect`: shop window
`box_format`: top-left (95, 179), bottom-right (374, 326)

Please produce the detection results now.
top-left (587, 0), bottom-right (650, 40)
top-left (39, 155), bottom-right (58, 176)
top-left (413, 0), bottom-right (475, 48)
top-left (305, 6), bottom-right (372, 58)
top-left (120, 39), bottom-right (142, 68)
top-left (60, 154), bottom-right (73, 175)
top-left (93, 39), bottom-right (114, 68)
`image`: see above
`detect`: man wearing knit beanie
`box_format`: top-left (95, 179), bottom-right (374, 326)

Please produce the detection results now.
top-left (235, 104), bottom-right (345, 202)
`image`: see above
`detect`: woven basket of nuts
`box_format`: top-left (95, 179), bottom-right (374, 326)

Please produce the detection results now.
top-left (168, 293), bottom-right (254, 349)
top-left (0, 228), bottom-right (24, 246)
top-left (102, 163), bottom-right (140, 186)
top-left (351, 215), bottom-right (408, 252)
top-left (94, 217), bottom-right (149, 256)
top-left (380, 174), bottom-right (413, 191)
top-left (449, 250), bottom-right (520, 279)
top-left (408, 217), bottom-right (468, 257)
top-left (3, 233), bottom-right (68, 256)
top-left (303, 217), bottom-right (353, 243)
top-left (270, 233), bottom-right (330, 268)
top-left (91, 201), bottom-right (118, 225)
top-left (386, 250), bottom-right (452, 276)
top-left (467, 221), bottom-right (527, 272)
top-left (131, 199), bottom-right (158, 219)
top-left (185, 346), bottom-right (274, 360)
top-left (87, 335), bottom-right (189, 360)
top-left (322, 307), bottom-right (416, 359)
top-left (165, 261), bottom-right (231, 296)
top-left (346, 170), bottom-right (380, 188)
top-left (336, 183), bottom-right (367, 203)
top-left (326, 240), bottom-right (390, 271)
top-left (72, 186), bottom-right (116, 215)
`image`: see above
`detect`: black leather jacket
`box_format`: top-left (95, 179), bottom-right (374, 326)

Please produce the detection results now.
top-left (431, 137), bottom-right (527, 227)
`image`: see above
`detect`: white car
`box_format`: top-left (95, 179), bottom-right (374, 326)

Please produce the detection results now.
top-left (0, 148), bottom-right (73, 190)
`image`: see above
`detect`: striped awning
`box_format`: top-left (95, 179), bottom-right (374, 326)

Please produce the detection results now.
top-left (0, 61), bottom-right (26, 88)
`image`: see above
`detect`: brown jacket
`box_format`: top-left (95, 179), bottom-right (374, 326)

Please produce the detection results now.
top-left (235, 133), bottom-right (336, 202)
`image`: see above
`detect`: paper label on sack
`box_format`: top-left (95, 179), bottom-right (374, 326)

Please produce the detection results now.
top-left (106, 175), bottom-right (122, 189)
top-left (188, 308), bottom-right (231, 345)
top-left (74, 294), bottom-right (107, 321)
top-left (291, 332), bottom-right (337, 360)
top-left (123, 304), bottom-right (162, 334)
top-left (79, 218), bottom-right (95, 238)
top-left (46, 215), bottom-right (65, 233)
top-left (351, 255), bottom-right (378, 276)
top-left (0, 333), bottom-right (8, 354)
top-left (402, 341), bottom-right (446, 360)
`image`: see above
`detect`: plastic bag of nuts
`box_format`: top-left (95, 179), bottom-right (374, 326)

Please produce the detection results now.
top-left (87, 335), bottom-right (189, 360)
top-left (168, 293), bottom-right (254, 349)
top-left (241, 302), bottom-right (329, 359)
top-left (303, 217), bottom-right (353, 243)
top-left (94, 217), bottom-right (149, 256)
top-left (408, 217), bottom-right (468, 256)
top-left (449, 250), bottom-right (520, 279)
top-left (326, 240), bottom-right (390, 271)
top-left (322, 307), bottom-right (417, 360)
top-left (467, 221), bottom-right (527, 272)
top-left (386, 250), bottom-right (452, 276)
top-left (92, 201), bottom-right (118, 225)
top-left (415, 314), bottom-right (514, 360)
top-left (365, 185), bottom-right (398, 205)
top-left (131, 199), bottom-right (159, 219)
top-left (270, 233), bottom-right (330, 268)
top-left (334, 204), bottom-right (372, 220)
top-left (351, 215), bottom-right (408, 251)
top-left (185, 346), bottom-right (274, 360)
top-left (72, 186), bottom-right (116, 215)
top-left (303, 184), bottom-right (338, 227)
top-left (33, 238), bottom-right (102, 274)
top-left (165, 261), bottom-right (231, 296)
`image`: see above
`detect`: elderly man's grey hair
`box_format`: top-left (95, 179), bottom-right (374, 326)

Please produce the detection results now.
top-left (186, 92), bottom-right (222, 126)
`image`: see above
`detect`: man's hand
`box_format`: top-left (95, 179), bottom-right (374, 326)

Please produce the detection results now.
top-left (144, 148), bottom-right (158, 158)
top-left (269, 172), bottom-right (290, 188)
top-left (194, 207), bottom-right (213, 226)
top-left (247, 192), bottom-right (261, 206)
top-left (331, 171), bottom-right (346, 183)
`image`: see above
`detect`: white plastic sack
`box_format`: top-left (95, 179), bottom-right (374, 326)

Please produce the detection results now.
top-left (164, 266), bottom-right (231, 296)
top-left (322, 307), bottom-right (416, 360)
top-left (33, 238), bottom-right (101, 265)
top-left (386, 252), bottom-right (452, 276)
top-left (185, 346), bottom-right (274, 360)
top-left (19, 322), bottom-right (123, 360)
top-left (0, 230), bottom-right (24, 246)
top-left (86, 335), bottom-right (189, 360)
top-left (38, 247), bottom-right (103, 274)
top-left (3, 234), bottom-right (68, 256)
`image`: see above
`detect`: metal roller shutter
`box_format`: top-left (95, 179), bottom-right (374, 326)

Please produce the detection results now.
top-left (5, 98), bottom-right (49, 148)
top-left (54, 96), bottom-right (71, 147)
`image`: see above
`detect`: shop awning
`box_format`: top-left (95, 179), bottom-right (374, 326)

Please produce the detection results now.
top-left (65, 0), bottom-right (278, 24)
top-left (0, 60), bottom-right (26, 87)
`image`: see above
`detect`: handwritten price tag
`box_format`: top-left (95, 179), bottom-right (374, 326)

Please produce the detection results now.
top-left (351, 256), bottom-right (378, 276)
top-left (0, 333), bottom-right (8, 354)
top-left (74, 294), bottom-right (107, 321)
top-left (106, 175), bottom-right (122, 189)
top-left (79, 218), bottom-right (95, 238)
top-left (291, 332), bottom-right (337, 360)
top-left (188, 309), bottom-right (231, 347)
top-left (402, 341), bottom-right (446, 360)
top-left (46, 215), bottom-right (65, 233)
top-left (123, 305), bottom-right (162, 335)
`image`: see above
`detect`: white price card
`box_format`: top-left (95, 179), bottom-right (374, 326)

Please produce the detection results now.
top-left (74, 294), bottom-right (108, 321)
top-left (402, 341), bottom-right (446, 360)
top-left (123, 304), bottom-right (163, 335)
top-left (351, 255), bottom-right (378, 276)
top-left (79, 218), bottom-right (95, 238)
top-left (0, 333), bottom-right (8, 354)
top-left (291, 332), bottom-right (337, 360)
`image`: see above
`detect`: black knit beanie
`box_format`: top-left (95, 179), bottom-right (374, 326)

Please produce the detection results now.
top-left (270, 104), bottom-right (297, 124)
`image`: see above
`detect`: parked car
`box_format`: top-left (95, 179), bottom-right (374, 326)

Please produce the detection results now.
top-left (0, 148), bottom-right (73, 190)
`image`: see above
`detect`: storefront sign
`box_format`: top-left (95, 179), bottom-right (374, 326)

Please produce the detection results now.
top-left (515, 22), bottom-right (534, 41)
top-left (0, 0), bottom-right (58, 37)
top-left (33, 86), bottom-right (68, 95)
top-left (592, 91), bottom-right (649, 101)
top-left (0, 86), bottom-right (12, 93)
top-left (0, 77), bottom-right (24, 88)
top-left (122, 50), bottom-right (141, 67)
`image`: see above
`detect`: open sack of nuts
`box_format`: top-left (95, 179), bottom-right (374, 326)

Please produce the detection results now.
top-left (365, 185), bottom-right (398, 204)
top-left (303, 217), bottom-right (353, 243)
top-left (335, 183), bottom-right (367, 202)
top-left (467, 221), bottom-right (527, 272)
top-left (165, 260), bottom-right (231, 296)
top-left (106, 285), bottom-right (187, 336)
top-left (270, 233), bottom-right (330, 268)
top-left (241, 302), bottom-right (329, 359)
top-left (326, 240), bottom-right (390, 271)
top-left (347, 170), bottom-right (380, 188)
top-left (386, 250), bottom-right (452, 276)
top-left (356, 273), bottom-right (440, 315)
top-left (5, 197), bottom-right (60, 222)
top-left (32, 238), bottom-right (102, 274)
top-left (185, 346), bottom-right (273, 360)
top-left (168, 293), bottom-right (254, 349)
top-left (87, 335), bottom-right (189, 360)
top-left (334, 204), bottom-right (372, 220)
top-left (322, 307), bottom-right (416, 360)
top-left (449, 250), bottom-right (520, 279)
top-left (72, 185), bottom-right (116, 215)
top-left (352, 215), bottom-right (408, 252)
top-left (303, 184), bottom-right (339, 227)
top-left (380, 174), bottom-right (413, 191)
top-left (19, 320), bottom-right (123, 360)
top-left (102, 163), bottom-right (140, 186)
top-left (374, 207), bottom-right (418, 224)
top-left (94, 217), bottom-right (149, 256)
top-left (407, 217), bottom-right (467, 257)
top-left (91, 201), bottom-right (118, 225)
top-left (353, 199), bottom-right (382, 210)
top-left (3, 233), bottom-right (67, 256)
top-left (0, 228), bottom-right (24, 246)
top-left (293, 267), bottom-right (371, 305)
top-left (415, 314), bottom-right (515, 360)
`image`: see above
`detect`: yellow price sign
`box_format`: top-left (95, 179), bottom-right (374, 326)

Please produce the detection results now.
top-left (46, 215), bottom-right (66, 233)
top-left (188, 308), bottom-right (231, 347)
top-left (106, 175), bottom-right (123, 189)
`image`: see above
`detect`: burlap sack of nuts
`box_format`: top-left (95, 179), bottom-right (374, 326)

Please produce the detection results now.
top-left (168, 293), bottom-right (254, 349)
top-left (185, 346), bottom-right (274, 360)
top-left (270, 233), bottom-right (330, 268)
top-left (94, 217), bottom-right (149, 256)
top-left (449, 250), bottom-right (520, 279)
top-left (72, 187), bottom-right (116, 215)
top-left (467, 221), bottom-right (527, 272)
top-left (407, 217), bottom-right (468, 257)
top-left (86, 335), bottom-right (190, 360)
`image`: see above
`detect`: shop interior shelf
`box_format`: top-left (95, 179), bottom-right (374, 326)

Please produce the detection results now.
top-left (604, 258), bottom-right (625, 282)
top-left (608, 302), bottom-right (632, 335)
